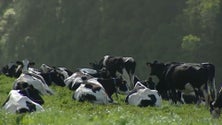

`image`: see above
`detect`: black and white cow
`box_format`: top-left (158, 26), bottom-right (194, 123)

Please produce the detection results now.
top-left (91, 55), bottom-right (136, 90)
top-left (65, 71), bottom-right (93, 90)
top-left (2, 85), bottom-right (44, 113)
top-left (13, 73), bottom-right (54, 95)
top-left (125, 81), bottom-right (162, 107)
top-left (0, 59), bottom-right (34, 78)
top-left (40, 64), bottom-right (73, 80)
top-left (73, 77), bottom-right (128, 104)
top-left (210, 87), bottom-right (222, 118)
top-left (64, 68), bottom-right (111, 90)
top-left (1, 62), bottom-right (21, 77)
top-left (146, 61), bottom-right (216, 105)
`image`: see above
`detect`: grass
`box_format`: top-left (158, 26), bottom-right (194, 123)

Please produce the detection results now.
top-left (0, 75), bottom-right (221, 125)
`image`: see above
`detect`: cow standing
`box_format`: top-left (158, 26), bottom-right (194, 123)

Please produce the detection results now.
top-left (146, 61), bottom-right (216, 105)
top-left (90, 55), bottom-right (136, 90)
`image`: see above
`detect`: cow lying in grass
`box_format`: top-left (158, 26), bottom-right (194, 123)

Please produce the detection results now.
top-left (125, 81), bottom-right (162, 107)
top-left (73, 77), bottom-right (128, 104)
top-left (2, 85), bottom-right (44, 113)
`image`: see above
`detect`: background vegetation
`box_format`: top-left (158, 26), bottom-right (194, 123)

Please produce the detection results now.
top-left (0, 0), bottom-right (222, 84)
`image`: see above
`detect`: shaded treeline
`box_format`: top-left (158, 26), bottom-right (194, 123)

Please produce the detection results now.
top-left (0, 0), bottom-right (222, 85)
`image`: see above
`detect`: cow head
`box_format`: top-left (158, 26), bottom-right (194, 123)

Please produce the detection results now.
top-left (146, 61), bottom-right (165, 77)
top-left (210, 89), bottom-right (222, 118)
top-left (18, 85), bottom-right (44, 105)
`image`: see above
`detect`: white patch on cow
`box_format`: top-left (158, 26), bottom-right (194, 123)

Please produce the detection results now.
top-left (64, 72), bottom-right (90, 88)
top-left (103, 55), bottom-right (110, 66)
top-left (40, 64), bottom-right (52, 73)
top-left (127, 82), bottom-right (162, 107)
top-left (14, 73), bottom-right (54, 95)
top-left (74, 83), bottom-right (111, 104)
top-left (123, 57), bottom-right (133, 62)
top-left (182, 83), bottom-right (194, 94)
top-left (3, 90), bottom-right (44, 113)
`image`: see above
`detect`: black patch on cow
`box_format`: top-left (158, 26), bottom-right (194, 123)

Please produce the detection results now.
top-left (16, 101), bottom-right (36, 114)
top-left (18, 85), bottom-right (44, 105)
top-left (69, 81), bottom-right (82, 91)
top-left (16, 108), bottom-right (29, 113)
top-left (79, 94), bottom-right (97, 102)
top-left (14, 82), bottom-right (29, 90)
top-left (139, 95), bottom-right (156, 107)
top-left (182, 94), bottom-right (198, 104)
top-left (26, 101), bottom-right (36, 112)
top-left (85, 84), bottom-right (101, 93)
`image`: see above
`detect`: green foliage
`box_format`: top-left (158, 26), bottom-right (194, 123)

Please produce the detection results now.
top-left (181, 34), bottom-right (201, 51)
top-left (0, 0), bottom-right (221, 83)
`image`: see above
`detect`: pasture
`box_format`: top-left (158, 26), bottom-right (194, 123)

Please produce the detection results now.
top-left (0, 75), bottom-right (221, 125)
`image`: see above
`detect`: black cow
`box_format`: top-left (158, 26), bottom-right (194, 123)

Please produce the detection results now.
top-left (146, 61), bottom-right (216, 105)
top-left (210, 87), bottom-right (222, 118)
top-left (90, 55), bottom-right (136, 90)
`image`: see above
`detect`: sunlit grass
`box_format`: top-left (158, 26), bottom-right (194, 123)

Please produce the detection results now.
top-left (0, 75), bottom-right (221, 125)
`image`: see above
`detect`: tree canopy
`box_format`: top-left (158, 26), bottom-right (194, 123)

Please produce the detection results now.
top-left (0, 0), bottom-right (221, 84)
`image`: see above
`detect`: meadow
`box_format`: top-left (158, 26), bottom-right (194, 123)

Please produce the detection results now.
top-left (0, 75), bottom-right (221, 125)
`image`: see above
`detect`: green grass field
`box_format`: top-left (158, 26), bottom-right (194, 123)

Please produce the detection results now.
top-left (0, 75), bottom-right (221, 125)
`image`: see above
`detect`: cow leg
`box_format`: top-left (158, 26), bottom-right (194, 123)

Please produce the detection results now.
top-left (194, 89), bottom-right (202, 105)
top-left (176, 91), bottom-right (184, 104)
top-left (200, 85), bottom-right (209, 106)
top-left (169, 89), bottom-right (178, 104)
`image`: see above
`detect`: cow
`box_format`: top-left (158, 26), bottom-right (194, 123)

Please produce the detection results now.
top-left (40, 64), bottom-right (73, 79)
top-left (13, 60), bottom-right (67, 94)
top-left (65, 67), bottom-right (113, 90)
top-left (65, 71), bottom-right (93, 90)
top-left (210, 87), bottom-right (222, 118)
top-left (73, 82), bottom-right (112, 104)
top-left (2, 85), bottom-right (44, 113)
top-left (0, 59), bottom-right (34, 78)
top-left (73, 77), bottom-right (128, 104)
top-left (146, 61), bottom-right (216, 105)
top-left (90, 55), bottom-right (136, 90)
top-left (1, 62), bottom-right (21, 77)
top-left (13, 73), bottom-right (54, 95)
top-left (125, 81), bottom-right (162, 107)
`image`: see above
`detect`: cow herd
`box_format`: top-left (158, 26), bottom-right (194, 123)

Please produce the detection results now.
top-left (0, 55), bottom-right (222, 118)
